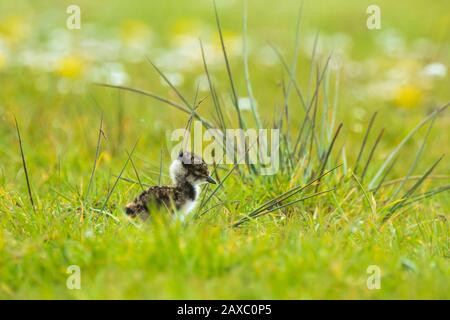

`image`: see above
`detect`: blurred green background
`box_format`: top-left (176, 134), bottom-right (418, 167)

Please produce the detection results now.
top-left (0, 0), bottom-right (448, 299)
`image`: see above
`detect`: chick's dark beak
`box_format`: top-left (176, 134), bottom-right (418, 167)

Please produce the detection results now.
top-left (206, 176), bottom-right (217, 184)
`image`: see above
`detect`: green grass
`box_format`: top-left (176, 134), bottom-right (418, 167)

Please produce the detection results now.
top-left (0, 0), bottom-right (449, 299)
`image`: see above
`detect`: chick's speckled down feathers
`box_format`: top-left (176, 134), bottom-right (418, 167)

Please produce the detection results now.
top-left (125, 151), bottom-right (215, 219)
top-left (125, 183), bottom-right (197, 216)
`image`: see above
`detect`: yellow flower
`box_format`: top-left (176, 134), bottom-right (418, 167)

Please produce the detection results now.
top-left (120, 20), bottom-right (152, 45)
top-left (56, 56), bottom-right (85, 78)
top-left (98, 151), bottom-right (111, 165)
top-left (171, 19), bottom-right (201, 36)
top-left (0, 15), bottom-right (29, 44)
top-left (214, 30), bottom-right (242, 56)
top-left (393, 84), bottom-right (423, 108)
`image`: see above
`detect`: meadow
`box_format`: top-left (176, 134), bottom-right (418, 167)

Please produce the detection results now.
top-left (0, 0), bottom-right (449, 299)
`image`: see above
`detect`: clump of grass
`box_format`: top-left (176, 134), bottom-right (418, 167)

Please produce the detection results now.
top-left (232, 165), bottom-right (340, 227)
top-left (383, 154), bottom-right (445, 223)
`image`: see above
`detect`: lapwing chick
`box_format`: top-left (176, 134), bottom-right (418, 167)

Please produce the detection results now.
top-left (125, 151), bottom-right (216, 220)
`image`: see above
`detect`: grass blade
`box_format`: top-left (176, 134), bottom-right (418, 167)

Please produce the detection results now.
top-left (398, 184), bottom-right (450, 209)
top-left (352, 173), bottom-right (375, 215)
top-left (372, 155), bottom-right (398, 194)
top-left (95, 83), bottom-right (190, 114)
top-left (199, 39), bottom-right (226, 130)
top-left (147, 58), bottom-right (191, 108)
top-left (195, 163), bottom-right (238, 218)
top-left (86, 113), bottom-right (103, 200)
top-left (369, 103), bottom-right (449, 189)
top-left (315, 123), bottom-right (343, 191)
top-left (354, 112), bottom-right (377, 174)
top-left (127, 150), bottom-right (144, 192)
top-left (328, 71), bottom-right (340, 141)
top-left (242, 0), bottom-right (261, 129)
top-left (14, 116), bottom-right (35, 212)
top-left (214, 0), bottom-right (245, 129)
top-left (196, 137), bottom-right (262, 217)
top-left (232, 188), bottom-right (335, 227)
top-left (401, 155), bottom-right (444, 200)
top-left (114, 176), bottom-right (151, 188)
top-left (101, 139), bottom-right (139, 212)
top-left (158, 148), bottom-right (163, 186)
top-left (249, 164), bottom-right (341, 218)
top-left (383, 154), bottom-right (445, 222)
top-left (391, 116), bottom-right (436, 199)
top-left (360, 128), bottom-right (385, 182)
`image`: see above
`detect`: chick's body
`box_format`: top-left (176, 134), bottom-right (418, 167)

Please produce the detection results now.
top-left (125, 151), bottom-right (215, 219)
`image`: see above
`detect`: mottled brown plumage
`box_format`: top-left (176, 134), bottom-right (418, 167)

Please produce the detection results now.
top-left (125, 151), bottom-right (216, 219)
